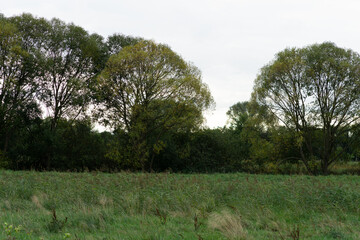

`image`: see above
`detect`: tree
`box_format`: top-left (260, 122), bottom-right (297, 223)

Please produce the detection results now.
top-left (252, 42), bottom-right (360, 174)
top-left (36, 17), bottom-right (105, 131)
top-left (227, 101), bottom-right (250, 132)
top-left (7, 14), bottom-right (106, 169)
top-left (96, 40), bottom-right (214, 170)
top-left (0, 15), bottom-right (41, 153)
top-left (106, 33), bottom-right (143, 55)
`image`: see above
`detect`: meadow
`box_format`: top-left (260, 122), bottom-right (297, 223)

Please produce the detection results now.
top-left (0, 171), bottom-right (360, 239)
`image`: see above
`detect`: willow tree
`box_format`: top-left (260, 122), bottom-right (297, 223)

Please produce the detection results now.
top-left (37, 18), bottom-right (106, 131)
top-left (7, 14), bottom-right (107, 169)
top-left (0, 15), bottom-right (43, 153)
top-left (96, 40), bottom-right (214, 170)
top-left (252, 42), bottom-right (360, 174)
top-left (106, 33), bottom-right (143, 55)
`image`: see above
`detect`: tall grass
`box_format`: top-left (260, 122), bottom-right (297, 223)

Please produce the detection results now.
top-left (0, 171), bottom-right (360, 239)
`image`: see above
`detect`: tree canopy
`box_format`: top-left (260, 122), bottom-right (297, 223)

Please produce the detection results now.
top-left (96, 40), bottom-right (214, 170)
top-left (0, 15), bottom-right (42, 153)
top-left (252, 42), bottom-right (360, 174)
top-left (3, 12), bottom-right (360, 175)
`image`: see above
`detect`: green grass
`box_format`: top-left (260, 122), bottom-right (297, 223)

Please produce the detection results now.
top-left (1, 171), bottom-right (360, 239)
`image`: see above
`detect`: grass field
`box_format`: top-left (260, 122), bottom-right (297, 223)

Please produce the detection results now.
top-left (0, 171), bottom-right (360, 239)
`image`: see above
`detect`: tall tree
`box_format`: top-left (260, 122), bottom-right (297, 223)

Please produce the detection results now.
top-left (96, 40), bottom-right (214, 170)
top-left (0, 15), bottom-right (41, 153)
top-left (8, 14), bottom-right (106, 169)
top-left (106, 33), bottom-right (143, 56)
top-left (252, 42), bottom-right (360, 174)
top-left (37, 18), bottom-right (105, 130)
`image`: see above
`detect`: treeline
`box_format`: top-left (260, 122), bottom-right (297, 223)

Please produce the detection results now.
top-left (1, 13), bottom-right (360, 174)
top-left (3, 106), bottom-right (360, 174)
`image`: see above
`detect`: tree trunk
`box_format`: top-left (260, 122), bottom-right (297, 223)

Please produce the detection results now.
top-left (298, 143), bottom-right (315, 175)
top-left (3, 130), bottom-right (9, 153)
top-left (321, 159), bottom-right (329, 175)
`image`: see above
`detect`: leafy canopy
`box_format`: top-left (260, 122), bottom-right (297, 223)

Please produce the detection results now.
top-left (96, 40), bottom-right (213, 131)
top-left (252, 42), bottom-right (360, 173)
top-left (96, 40), bottom-right (214, 169)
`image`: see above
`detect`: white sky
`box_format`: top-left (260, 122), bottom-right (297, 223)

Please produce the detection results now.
top-left (3, 0), bottom-right (360, 128)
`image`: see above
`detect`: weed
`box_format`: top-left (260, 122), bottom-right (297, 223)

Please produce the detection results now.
top-left (47, 209), bottom-right (68, 233)
top-left (289, 225), bottom-right (300, 240)
top-left (2, 222), bottom-right (29, 240)
top-left (194, 214), bottom-right (202, 231)
top-left (63, 232), bottom-right (71, 239)
top-left (155, 208), bottom-right (167, 225)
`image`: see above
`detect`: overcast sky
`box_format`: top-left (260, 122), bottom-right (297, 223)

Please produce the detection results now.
top-left (3, 0), bottom-right (360, 128)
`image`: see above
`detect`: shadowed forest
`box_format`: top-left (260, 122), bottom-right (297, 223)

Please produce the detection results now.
top-left (2, 13), bottom-right (360, 175)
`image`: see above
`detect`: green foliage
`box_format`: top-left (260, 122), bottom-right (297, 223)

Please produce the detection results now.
top-left (2, 118), bottom-right (116, 171)
top-left (153, 128), bottom-right (249, 173)
top-left (31, 15), bottom-right (105, 130)
top-left (252, 42), bottom-right (360, 174)
top-left (106, 33), bottom-right (143, 55)
top-left (0, 15), bottom-right (42, 155)
top-left (96, 40), bottom-right (214, 170)
top-left (2, 222), bottom-right (28, 240)
top-left (3, 12), bottom-right (360, 175)
top-left (227, 101), bottom-right (250, 131)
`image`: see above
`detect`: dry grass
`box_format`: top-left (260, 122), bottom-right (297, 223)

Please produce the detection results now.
top-left (208, 210), bottom-right (247, 240)
top-left (31, 193), bottom-right (50, 214)
top-left (98, 194), bottom-right (113, 207)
